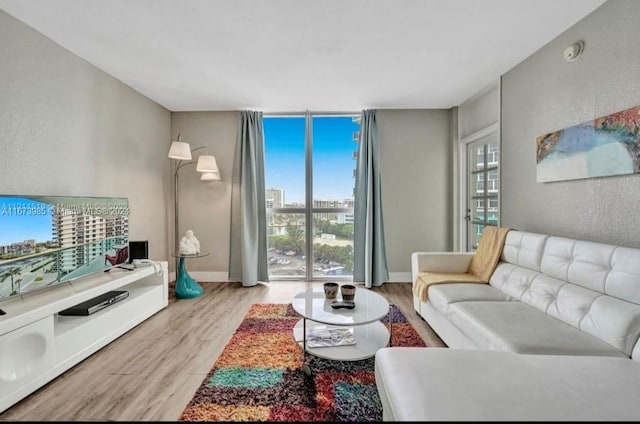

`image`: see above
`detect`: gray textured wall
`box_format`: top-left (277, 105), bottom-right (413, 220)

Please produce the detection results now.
top-left (458, 82), bottom-right (500, 139)
top-left (170, 112), bottom-right (238, 273)
top-left (501, 0), bottom-right (640, 248)
top-left (378, 109), bottom-right (452, 277)
top-left (0, 9), bottom-right (171, 261)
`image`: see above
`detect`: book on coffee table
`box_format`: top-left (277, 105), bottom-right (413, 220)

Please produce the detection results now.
top-left (304, 326), bottom-right (356, 348)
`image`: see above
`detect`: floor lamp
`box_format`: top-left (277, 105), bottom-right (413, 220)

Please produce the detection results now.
top-left (168, 133), bottom-right (221, 274)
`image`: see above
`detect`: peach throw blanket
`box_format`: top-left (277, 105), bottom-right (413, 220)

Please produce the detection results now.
top-left (413, 226), bottom-right (511, 302)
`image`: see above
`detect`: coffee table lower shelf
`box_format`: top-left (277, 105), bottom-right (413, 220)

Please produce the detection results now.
top-left (293, 318), bottom-right (390, 361)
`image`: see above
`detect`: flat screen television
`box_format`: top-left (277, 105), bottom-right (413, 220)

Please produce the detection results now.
top-left (0, 195), bottom-right (129, 302)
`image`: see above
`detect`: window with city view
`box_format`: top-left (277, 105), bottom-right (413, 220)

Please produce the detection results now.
top-left (264, 114), bottom-right (360, 280)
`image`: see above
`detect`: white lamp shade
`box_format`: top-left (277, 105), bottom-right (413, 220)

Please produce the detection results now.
top-left (196, 155), bottom-right (219, 173)
top-left (168, 141), bottom-right (192, 160)
top-left (200, 171), bottom-right (221, 182)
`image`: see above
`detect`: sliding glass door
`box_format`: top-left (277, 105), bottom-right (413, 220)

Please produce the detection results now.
top-left (264, 113), bottom-right (360, 281)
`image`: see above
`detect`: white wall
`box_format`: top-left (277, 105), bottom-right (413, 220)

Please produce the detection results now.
top-left (0, 9), bottom-right (171, 261)
top-left (501, 0), bottom-right (640, 247)
top-left (378, 110), bottom-right (451, 281)
top-left (170, 112), bottom-right (238, 276)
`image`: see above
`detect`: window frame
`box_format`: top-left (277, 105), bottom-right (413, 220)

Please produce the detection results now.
top-left (264, 111), bottom-right (359, 281)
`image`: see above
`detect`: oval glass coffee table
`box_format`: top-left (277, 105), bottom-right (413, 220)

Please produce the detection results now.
top-left (292, 287), bottom-right (391, 373)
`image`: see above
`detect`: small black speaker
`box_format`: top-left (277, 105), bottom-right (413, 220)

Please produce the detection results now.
top-left (128, 240), bottom-right (149, 263)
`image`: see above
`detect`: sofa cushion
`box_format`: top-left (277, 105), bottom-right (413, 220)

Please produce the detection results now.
top-left (446, 301), bottom-right (627, 357)
top-left (577, 295), bottom-right (640, 356)
top-left (413, 272), bottom-right (485, 302)
top-left (490, 262), bottom-right (560, 302)
top-left (539, 237), bottom-right (640, 306)
top-left (375, 348), bottom-right (640, 421)
top-left (428, 283), bottom-right (513, 315)
top-left (608, 246), bottom-right (640, 304)
top-left (501, 230), bottom-right (548, 272)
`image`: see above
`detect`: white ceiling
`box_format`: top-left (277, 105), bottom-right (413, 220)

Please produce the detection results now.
top-left (0, 0), bottom-right (606, 112)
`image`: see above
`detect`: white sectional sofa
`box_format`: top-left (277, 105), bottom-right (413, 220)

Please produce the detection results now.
top-left (375, 230), bottom-right (640, 421)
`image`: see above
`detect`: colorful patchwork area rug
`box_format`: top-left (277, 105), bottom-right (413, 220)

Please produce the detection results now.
top-left (179, 303), bottom-right (426, 421)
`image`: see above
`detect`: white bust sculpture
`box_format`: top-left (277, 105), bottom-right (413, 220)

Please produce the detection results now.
top-left (179, 230), bottom-right (201, 255)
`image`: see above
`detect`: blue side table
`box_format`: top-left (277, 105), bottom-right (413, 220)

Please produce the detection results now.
top-left (172, 252), bottom-right (209, 299)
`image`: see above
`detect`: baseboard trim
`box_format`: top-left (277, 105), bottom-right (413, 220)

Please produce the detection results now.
top-left (167, 271), bottom-right (408, 283)
top-left (388, 272), bottom-right (412, 283)
top-left (169, 271), bottom-right (229, 283)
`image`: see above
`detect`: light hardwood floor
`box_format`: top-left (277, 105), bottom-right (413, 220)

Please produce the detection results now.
top-left (0, 281), bottom-right (445, 421)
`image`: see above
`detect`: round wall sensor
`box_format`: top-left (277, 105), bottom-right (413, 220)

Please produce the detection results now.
top-left (563, 41), bottom-right (584, 62)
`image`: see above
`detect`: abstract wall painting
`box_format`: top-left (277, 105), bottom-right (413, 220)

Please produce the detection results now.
top-left (536, 105), bottom-right (640, 183)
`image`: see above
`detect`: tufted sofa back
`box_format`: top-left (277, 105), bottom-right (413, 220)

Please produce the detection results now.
top-left (490, 231), bottom-right (640, 360)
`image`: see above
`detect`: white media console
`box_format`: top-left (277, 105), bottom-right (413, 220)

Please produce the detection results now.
top-left (0, 261), bottom-right (168, 413)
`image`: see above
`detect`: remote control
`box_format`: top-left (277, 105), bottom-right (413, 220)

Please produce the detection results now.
top-left (331, 301), bottom-right (355, 310)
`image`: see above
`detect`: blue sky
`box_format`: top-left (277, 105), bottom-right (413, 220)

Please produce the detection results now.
top-left (0, 197), bottom-right (53, 245)
top-left (264, 116), bottom-right (360, 204)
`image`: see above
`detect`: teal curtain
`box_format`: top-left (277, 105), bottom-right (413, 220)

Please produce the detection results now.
top-left (229, 111), bottom-right (269, 287)
top-left (353, 110), bottom-right (389, 287)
